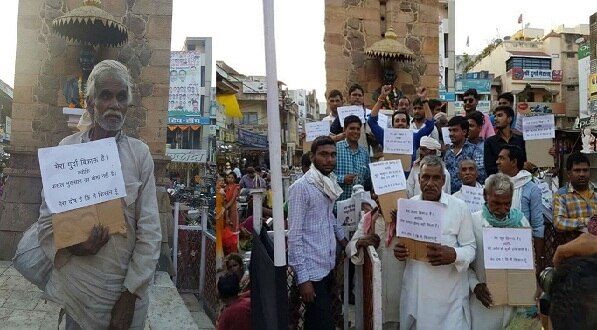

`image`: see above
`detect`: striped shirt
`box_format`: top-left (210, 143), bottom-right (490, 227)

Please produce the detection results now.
top-left (553, 183), bottom-right (597, 231)
top-left (287, 175), bottom-right (345, 284)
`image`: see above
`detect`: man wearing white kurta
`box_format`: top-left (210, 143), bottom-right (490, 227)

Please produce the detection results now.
top-left (395, 155), bottom-right (476, 330)
top-left (468, 173), bottom-right (531, 329)
top-left (38, 60), bottom-right (161, 329)
top-left (347, 201), bottom-right (405, 329)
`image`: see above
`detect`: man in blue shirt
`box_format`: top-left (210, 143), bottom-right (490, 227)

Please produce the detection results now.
top-left (288, 136), bottom-right (348, 330)
top-left (335, 115), bottom-right (371, 207)
top-left (444, 116), bottom-right (484, 193)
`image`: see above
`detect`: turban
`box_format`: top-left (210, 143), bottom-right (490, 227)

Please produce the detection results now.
top-left (420, 136), bottom-right (441, 150)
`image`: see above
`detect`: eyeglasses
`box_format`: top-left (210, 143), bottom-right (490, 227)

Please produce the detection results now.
top-left (463, 98), bottom-right (475, 104)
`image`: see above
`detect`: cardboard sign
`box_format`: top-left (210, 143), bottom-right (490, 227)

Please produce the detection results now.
top-left (482, 228), bottom-right (537, 306)
top-left (377, 190), bottom-right (408, 225)
top-left (485, 269), bottom-right (537, 306)
top-left (337, 198), bottom-right (356, 226)
top-left (522, 115), bottom-right (555, 140)
top-left (338, 105), bottom-right (366, 127)
top-left (305, 121), bottom-right (331, 142)
top-left (369, 160), bottom-right (407, 195)
top-left (383, 128), bottom-right (414, 155)
top-left (383, 153), bottom-right (413, 172)
top-left (526, 139), bottom-right (554, 168)
top-left (483, 227), bottom-right (534, 270)
top-left (397, 199), bottom-right (444, 244)
top-left (38, 137), bottom-right (126, 213)
top-left (441, 127), bottom-right (452, 145)
top-left (460, 185), bottom-right (484, 212)
top-left (51, 199), bottom-right (127, 249)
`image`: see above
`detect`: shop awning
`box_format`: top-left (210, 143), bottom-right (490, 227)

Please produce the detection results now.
top-left (167, 125), bottom-right (201, 131)
top-left (216, 94), bottom-right (243, 118)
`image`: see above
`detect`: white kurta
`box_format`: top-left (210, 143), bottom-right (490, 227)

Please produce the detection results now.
top-left (347, 212), bottom-right (405, 325)
top-left (468, 211), bottom-right (530, 330)
top-left (400, 193), bottom-right (476, 330)
top-left (38, 131), bottom-right (161, 329)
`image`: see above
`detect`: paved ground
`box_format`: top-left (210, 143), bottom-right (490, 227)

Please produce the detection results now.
top-left (0, 261), bottom-right (214, 329)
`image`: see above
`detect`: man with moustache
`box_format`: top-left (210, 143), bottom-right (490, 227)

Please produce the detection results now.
top-left (461, 88), bottom-right (494, 139)
top-left (288, 136), bottom-right (349, 330)
top-left (452, 159), bottom-right (483, 200)
top-left (553, 152), bottom-right (597, 231)
top-left (394, 155), bottom-right (476, 329)
top-left (38, 60), bottom-right (161, 329)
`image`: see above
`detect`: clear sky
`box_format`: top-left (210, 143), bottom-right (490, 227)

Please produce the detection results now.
top-left (0, 0), bottom-right (595, 100)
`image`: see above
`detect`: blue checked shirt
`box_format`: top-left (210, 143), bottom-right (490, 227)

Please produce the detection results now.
top-left (287, 176), bottom-right (345, 285)
top-left (553, 183), bottom-right (597, 231)
top-left (444, 141), bottom-right (483, 193)
top-left (335, 140), bottom-right (370, 205)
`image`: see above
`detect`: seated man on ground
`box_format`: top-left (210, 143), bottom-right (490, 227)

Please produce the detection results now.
top-left (216, 273), bottom-right (251, 330)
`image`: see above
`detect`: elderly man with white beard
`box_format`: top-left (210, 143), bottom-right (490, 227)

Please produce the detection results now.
top-left (468, 173), bottom-right (531, 329)
top-left (38, 60), bottom-right (161, 330)
top-left (394, 155), bottom-right (476, 330)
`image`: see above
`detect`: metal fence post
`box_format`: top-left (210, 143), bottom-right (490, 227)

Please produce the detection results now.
top-left (199, 205), bottom-right (208, 294)
top-left (173, 201), bottom-right (180, 285)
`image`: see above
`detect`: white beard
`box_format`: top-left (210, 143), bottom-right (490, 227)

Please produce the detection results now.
top-left (94, 109), bottom-right (124, 131)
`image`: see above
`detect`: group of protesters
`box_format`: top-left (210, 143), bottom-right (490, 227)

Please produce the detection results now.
top-left (284, 84), bottom-right (597, 330)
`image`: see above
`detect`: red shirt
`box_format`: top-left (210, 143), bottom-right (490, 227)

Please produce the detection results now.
top-left (216, 297), bottom-right (251, 330)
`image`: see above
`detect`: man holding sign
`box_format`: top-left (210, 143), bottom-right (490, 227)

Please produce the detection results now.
top-left (37, 60), bottom-right (161, 329)
top-left (394, 155), bottom-right (476, 329)
top-left (467, 173), bottom-right (532, 329)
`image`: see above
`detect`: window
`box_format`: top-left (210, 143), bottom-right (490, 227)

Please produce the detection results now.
top-left (444, 33), bottom-right (449, 57)
top-left (201, 66), bottom-right (206, 87)
top-left (567, 53), bottom-right (576, 58)
top-left (241, 112), bottom-right (258, 125)
top-left (506, 56), bottom-right (551, 71)
top-left (567, 85), bottom-right (576, 91)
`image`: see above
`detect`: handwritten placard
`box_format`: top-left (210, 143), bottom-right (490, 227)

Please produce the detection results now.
top-left (369, 160), bottom-right (407, 195)
top-left (483, 227), bottom-right (534, 270)
top-left (338, 105), bottom-right (366, 127)
top-left (38, 137), bottom-right (126, 213)
top-left (337, 198), bottom-right (356, 226)
top-left (397, 199), bottom-right (444, 244)
top-left (460, 185), bottom-right (484, 212)
top-left (522, 115), bottom-right (555, 140)
top-left (441, 127), bottom-right (452, 145)
top-left (383, 128), bottom-right (414, 154)
top-left (305, 121), bottom-right (331, 142)
top-left (379, 110), bottom-right (393, 129)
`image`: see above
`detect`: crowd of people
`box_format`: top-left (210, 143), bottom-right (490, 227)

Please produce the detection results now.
top-left (282, 84), bottom-right (595, 330)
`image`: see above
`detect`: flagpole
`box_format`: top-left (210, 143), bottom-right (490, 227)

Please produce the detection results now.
top-left (262, 0), bottom-right (286, 268)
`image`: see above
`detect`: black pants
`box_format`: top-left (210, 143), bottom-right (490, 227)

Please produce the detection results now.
top-left (304, 271), bottom-right (335, 330)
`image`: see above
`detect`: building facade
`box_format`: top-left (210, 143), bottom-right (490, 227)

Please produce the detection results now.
top-left (471, 25), bottom-right (590, 119)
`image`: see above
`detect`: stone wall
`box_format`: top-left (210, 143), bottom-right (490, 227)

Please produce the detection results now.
top-left (0, 0), bottom-right (172, 259)
top-left (324, 0), bottom-right (440, 102)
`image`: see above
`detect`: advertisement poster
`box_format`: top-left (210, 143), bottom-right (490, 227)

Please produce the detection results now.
top-left (168, 51), bottom-right (203, 118)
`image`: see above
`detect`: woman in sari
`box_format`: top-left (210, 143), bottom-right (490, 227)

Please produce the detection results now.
top-left (223, 172), bottom-right (240, 254)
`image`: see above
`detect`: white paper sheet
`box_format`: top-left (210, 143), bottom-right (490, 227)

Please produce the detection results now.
top-left (38, 137), bottom-right (127, 213)
top-left (460, 185), bottom-right (485, 212)
top-left (338, 105), bottom-right (366, 127)
top-left (369, 160), bottom-right (407, 195)
top-left (383, 128), bottom-right (414, 154)
top-left (522, 114), bottom-right (555, 140)
top-left (337, 198), bottom-right (356, 226)
top-left (441, 126), bottom-right (452, 145)
top-left (305, 121), bottom-right (331, 142)
top-left (397, 199), bottom-right (444, 244)
top-left (483, 227), bottom-right (534, 270)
